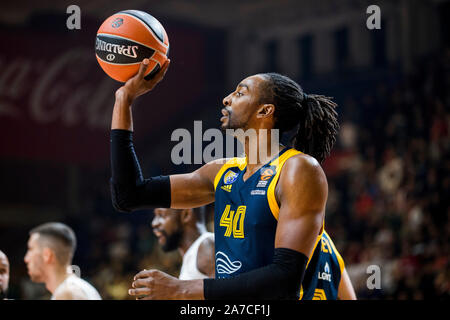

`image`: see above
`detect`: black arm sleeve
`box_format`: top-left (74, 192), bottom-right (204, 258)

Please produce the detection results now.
top-left (110, 129), bottom-right (171, 212)
top-left (204, 248), bottom-right (308, 300)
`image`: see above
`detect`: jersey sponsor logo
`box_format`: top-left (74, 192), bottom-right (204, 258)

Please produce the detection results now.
top-left (256, 180), bottom-right (268, 188)
top-left (223, 170), bottom-right (239, 185)
top-left (318, 262), bottom-right (332, 282)
top-left (221, 184), bottom-right (232, 192)
top-left (260, 167), bottom-right (276, 181)
top-left (250, 189), bottom-right (266, 196)
top-left (216, 251), bottom-right (242, 275)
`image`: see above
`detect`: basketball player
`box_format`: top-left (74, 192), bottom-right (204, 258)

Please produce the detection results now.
top-left (152, 207), bottom-right (215, 279)
top-left (111, 59), bottom-right (355, 299)
top-left (0, 250), bottom-right (9, 299)
top-left (24, 222), bottom-right (101, 300)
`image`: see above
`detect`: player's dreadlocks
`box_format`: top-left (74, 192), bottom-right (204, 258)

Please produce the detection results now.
top-left (260, 73), bottom-right (339, 163)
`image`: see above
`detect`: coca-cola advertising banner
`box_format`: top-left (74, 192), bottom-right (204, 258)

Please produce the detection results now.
top-left (0, 14), bottom-right (206, 166)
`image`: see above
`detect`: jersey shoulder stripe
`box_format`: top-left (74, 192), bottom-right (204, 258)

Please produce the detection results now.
top-left (267, 149), bottom-right (302, 220)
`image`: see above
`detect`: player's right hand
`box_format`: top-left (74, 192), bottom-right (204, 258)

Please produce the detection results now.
top-left (115, 58), bottom-right (170, 104)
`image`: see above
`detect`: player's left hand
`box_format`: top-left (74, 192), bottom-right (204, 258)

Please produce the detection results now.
top-left (128, 269), bottom-right (181, 300)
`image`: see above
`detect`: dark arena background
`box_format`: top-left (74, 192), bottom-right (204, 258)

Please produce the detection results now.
top-left (0, 0), bottom-right (449, 301)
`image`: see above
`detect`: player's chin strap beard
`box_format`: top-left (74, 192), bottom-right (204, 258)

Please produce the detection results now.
top-left (162, 229), bottom-right (183, 252)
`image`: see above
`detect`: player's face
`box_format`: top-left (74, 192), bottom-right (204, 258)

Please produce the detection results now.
top-left (0, 253), bottom-right (9, 296)
top-left (221, 75), bottom-right (267, 130)
top-left (152, 208), bottom-right (182, 252)
top-left (24, 233), bottom-right (46, 283)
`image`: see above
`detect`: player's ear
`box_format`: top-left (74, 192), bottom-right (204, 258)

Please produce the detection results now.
top-left (181, 209), bottom-right (194, 224)
top-left (42, 247), bottom-right (53, 264)
top-left (256, 104), bottom-right (275, 119)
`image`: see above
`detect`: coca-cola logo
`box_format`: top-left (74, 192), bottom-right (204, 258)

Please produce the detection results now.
top-left (0, 48), bottom-right (116, 129)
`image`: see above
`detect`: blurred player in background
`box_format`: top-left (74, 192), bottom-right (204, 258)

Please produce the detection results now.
top-left (24, 222), bottom-right (101, 300)
top-left (0, 250), bottom-right (9, 300)
top-left (152, 206), bottom-right (214, 279)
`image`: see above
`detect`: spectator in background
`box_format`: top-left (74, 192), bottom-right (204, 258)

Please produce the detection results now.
top-left (339, 51), bottom-right (450, 300)
top-left (378, 148), bottom-right (403, 196)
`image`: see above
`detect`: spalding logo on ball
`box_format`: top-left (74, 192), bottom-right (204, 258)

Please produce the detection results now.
top-left (95, 10), bottom-right (169, 82)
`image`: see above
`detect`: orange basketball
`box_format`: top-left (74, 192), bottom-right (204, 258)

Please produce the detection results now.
top-left (95, 10), bottom-right (169, 82)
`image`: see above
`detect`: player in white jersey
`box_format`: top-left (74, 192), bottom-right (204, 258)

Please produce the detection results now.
top-left (51, 273), bottom-right (101, 300)
top-left (152, 207), bottom-right (215, 279)
top-left (178, 232), bottom-right (215, 280)
top-left (24, 222), bottom-right (101, 300)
